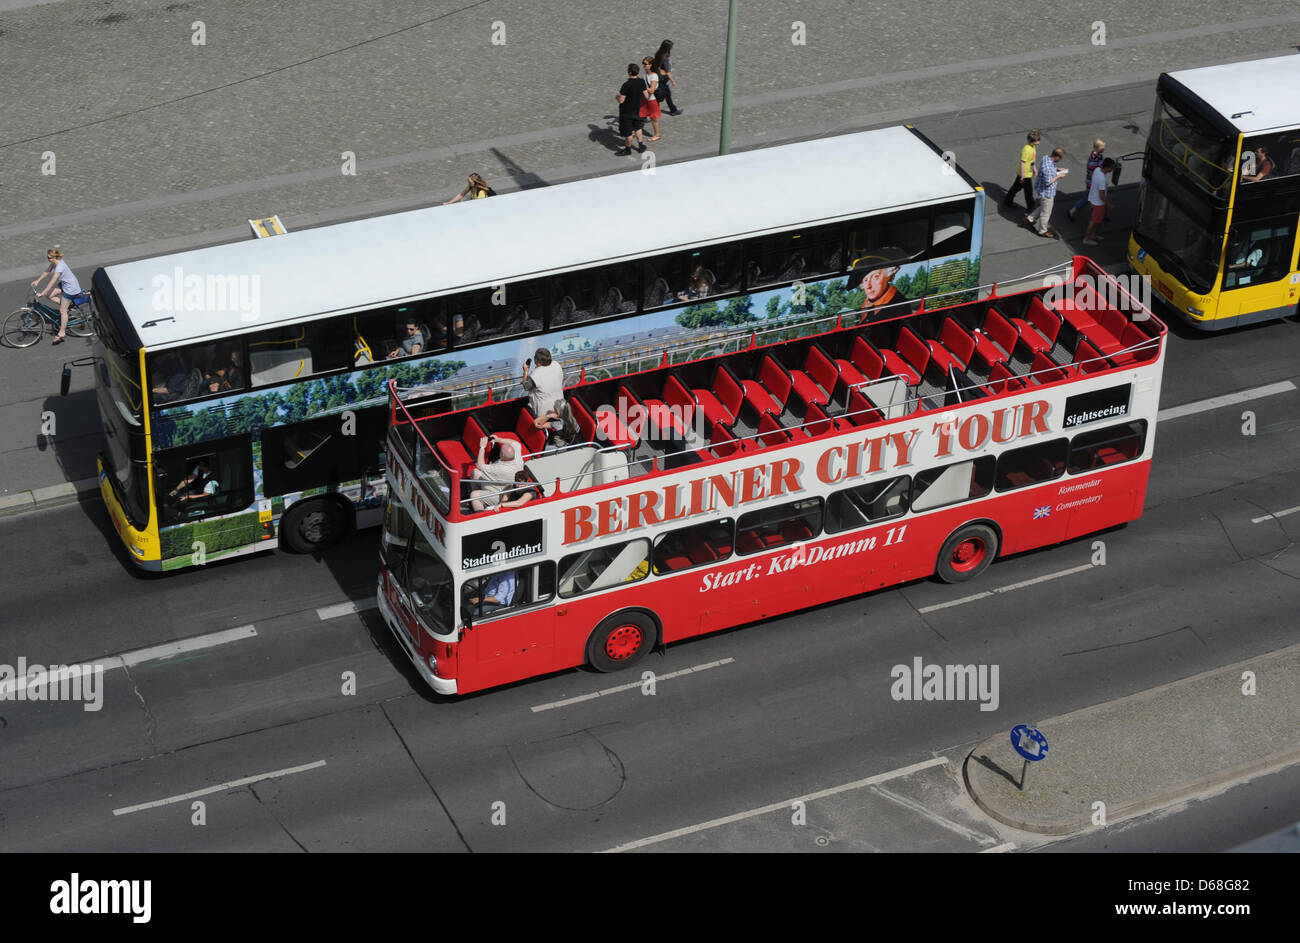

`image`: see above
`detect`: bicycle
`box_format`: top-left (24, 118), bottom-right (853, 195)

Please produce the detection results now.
top-left (3, 289), bottom-right (96, 348)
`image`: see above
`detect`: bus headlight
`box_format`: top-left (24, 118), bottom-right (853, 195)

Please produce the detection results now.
top-left (1185, 306), bottom-right (1205, 316)
top-left (428, 653), bottom-right (438, 673)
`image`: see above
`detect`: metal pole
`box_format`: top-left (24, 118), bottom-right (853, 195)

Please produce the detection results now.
top-left (719, 0), bottom-right (739, 155)
top-left (1019, 758), bottom-right (1030, 792)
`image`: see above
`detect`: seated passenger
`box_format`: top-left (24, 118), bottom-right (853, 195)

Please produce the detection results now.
top-left (468, 434), bottom-right (524, 512)
top-left (533, 397), bottom-right (578, 449)
top-left (204, 343), bottom-right (243, 394)
top-left (498, 471), bottom-right (544, 509)
top-left (387, 319), bottom-right (425, 359)
top-left (676, 266), bottom-right (713, 302)
top-left (465, 569), bottom-right (517, 607)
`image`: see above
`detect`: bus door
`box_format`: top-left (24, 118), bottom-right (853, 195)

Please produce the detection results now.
top-left (1220, 215), bottom-right (1299, 321)
top-left (154, 436), bottom-right (256, 565)
top-left (461, 562), bottom-right (557, 685)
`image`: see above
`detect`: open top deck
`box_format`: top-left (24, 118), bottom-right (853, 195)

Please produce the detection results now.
top-left (388, 257), bottom-right (1166, 522)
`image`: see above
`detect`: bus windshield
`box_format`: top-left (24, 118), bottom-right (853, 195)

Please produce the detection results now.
top-left (1150, 90), bottom-right (1234, 198)
top-left (382, 501), bottom-right (454, 634)
top-left (1133, 163), bottom-right (1224, 295)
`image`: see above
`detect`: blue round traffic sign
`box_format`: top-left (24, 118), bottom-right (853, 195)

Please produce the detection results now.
top-left (1011, 724), bottom-right (1049, 762)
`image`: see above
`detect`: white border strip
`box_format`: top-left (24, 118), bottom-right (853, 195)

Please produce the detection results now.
top-left (918, 564), bottom-right (1094, 614)
top-left (532, 658), bottom-right (735, 712)
top-left (1157, 380), bottom-right (1295, 422)
top-left (112, 760), bottom-right (327, 816)
top-left (602, 756), bottom-right (948, 852)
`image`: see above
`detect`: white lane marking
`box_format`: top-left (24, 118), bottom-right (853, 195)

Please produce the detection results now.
top-left (317, 599), bottom-right (379, 621)
top-left (918, 564), bottom-right (1094, 614)
top-left (119, 625), bottom-right (258, 666)
top-left (1251, 504), bottom-right (1300, 525)
top-left (111, 760), bottom-right (327, 816)
top-left (0, 626), bottom-right (259, 697)
top-left (981, 842), bottom-right (1017, 853)
top-left (602, 756), bottom-right (949, 852)
top-left (1158, 380), bottom-right (1295, 422)
top-left (531, 658), bottom-right (735, 713)
top-left (870, 784), bottom-right (1002, 846)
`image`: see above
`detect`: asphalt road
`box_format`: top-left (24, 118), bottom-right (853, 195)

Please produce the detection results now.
top-left (0, 0), bottom-right (1298, 862)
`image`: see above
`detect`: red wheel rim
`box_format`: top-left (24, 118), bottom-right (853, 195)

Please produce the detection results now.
top-left (605, 625), bottom-right (644, 661)
top-left (950, 537), bottom-right (986, 573)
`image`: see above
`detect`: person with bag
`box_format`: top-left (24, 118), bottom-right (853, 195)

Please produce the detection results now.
top-left (652, 40), bottom-right (681, 116)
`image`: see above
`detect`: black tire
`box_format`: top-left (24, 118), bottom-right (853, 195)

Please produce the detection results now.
top-left (936, 523), bottom-right (999, 584)
top-left (586, 611), bottom-right (657, 673)
top-left (4, 308), bottom-right (42, 347)
top-left (67, 302), bottom-right (95, 337)
top-left (279, 499), bottom-right (349, 553)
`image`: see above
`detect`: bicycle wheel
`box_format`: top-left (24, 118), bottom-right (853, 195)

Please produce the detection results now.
top-left (4, 308), bottom-right (43, 347)
top-left (67, 302), bottom-right (95, 337)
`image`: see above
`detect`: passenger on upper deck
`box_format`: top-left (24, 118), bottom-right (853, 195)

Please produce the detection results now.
top-left (532, 397), bottom-right (578, 449)
top-left (469, 434), bottom-right (524, 512)
top-left (676, 266), bottom-right (713, 302)
top-left (498, 471), bottom-right (544, 509)
top-left (523, 347), bottom-right (564, 418)
top-left (1241, 146), bottom-right (1273, 183)
top-left (388, 319), bottom-right (425, 359)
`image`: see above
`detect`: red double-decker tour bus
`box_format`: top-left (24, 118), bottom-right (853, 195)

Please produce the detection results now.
top-left (378, 256), bottom-right (1166, 695)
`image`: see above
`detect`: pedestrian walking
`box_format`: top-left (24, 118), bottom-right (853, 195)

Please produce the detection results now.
top-left (1082, 157), bottom-right (1117, 246)
top-left (1003, 130), bottom-right (1041, 213)
top-left (1027, 147), bottom-right (1067, 238)
top-left (615, 63), bottom-right (647, 156)
top-left (652, 40), bottom-right (681, 116)
top-left (1068, 140), bottom-right (1106, 221)
top-left (640, 56), bottom-right (663, 141)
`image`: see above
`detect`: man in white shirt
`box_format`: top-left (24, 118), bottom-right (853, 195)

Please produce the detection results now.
top-left (1082, 158), bottom-right (1117, 246)
top-left (523, 348), bottom-right (564, 419)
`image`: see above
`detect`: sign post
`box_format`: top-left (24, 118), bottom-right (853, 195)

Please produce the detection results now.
top-left (1009, 723), bottom-right (1050, 791)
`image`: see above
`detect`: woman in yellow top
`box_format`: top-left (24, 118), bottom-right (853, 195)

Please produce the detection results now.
top-left (1003, 130), bottom-right (1041, 212)
top-left (445, 173), bottom-right (494, 204)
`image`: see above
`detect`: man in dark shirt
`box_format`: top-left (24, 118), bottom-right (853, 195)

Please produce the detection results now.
top-left (616, 63), bottom-right (647, 157)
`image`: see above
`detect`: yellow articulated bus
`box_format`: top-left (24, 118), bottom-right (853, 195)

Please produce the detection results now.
top-left (1128, 55), bottom-right (1300, 330)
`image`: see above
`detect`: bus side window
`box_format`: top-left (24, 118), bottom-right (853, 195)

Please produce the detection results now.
top-left (825, 475), bottom-right (910, 533)
top-left (910, 456), bottom-right (995, 513)
top-left (1067, 420), bottom-right (1147, 474)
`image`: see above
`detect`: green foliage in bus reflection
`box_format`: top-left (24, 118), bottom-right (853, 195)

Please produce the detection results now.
top-left (160, 509), bottom-right (267, 568)
top-left (675, 296), bottom-right (757, 329)
top-left (153, 357), bottom-right (464, 449)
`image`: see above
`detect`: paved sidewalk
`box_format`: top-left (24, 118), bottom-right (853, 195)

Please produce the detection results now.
top-left (965, 642), bottom-right (1300, 834)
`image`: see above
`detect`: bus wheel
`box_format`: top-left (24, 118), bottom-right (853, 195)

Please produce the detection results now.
top-left (280, 499), bottom-right (348, 554)
top-left (936, 524), bottom-right (998, 584)
top-left (587, 611), bottom-right (656, 673)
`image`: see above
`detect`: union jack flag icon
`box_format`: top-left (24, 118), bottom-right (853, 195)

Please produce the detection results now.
top-left (1033, 506), bottom-right (1051, 519)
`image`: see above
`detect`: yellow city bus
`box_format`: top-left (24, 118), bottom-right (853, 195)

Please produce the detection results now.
top-left (1127, 55), bottom-right (1300, 330)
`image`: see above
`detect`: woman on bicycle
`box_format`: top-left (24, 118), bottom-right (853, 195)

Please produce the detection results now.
top-left (31, 247), bottom-right (83, 345)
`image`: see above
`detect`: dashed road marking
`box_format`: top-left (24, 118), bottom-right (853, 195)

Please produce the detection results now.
top-left (111, 760), bottom-right (327, 816)
top-left (602, 756), bottom-right (949, 852)
top-left (1158, 380), bottom-right (1295, 422)
top-left (531, 658), bottom-right (735, 712)
top-left (918, 564), bottom-right (1094, 614)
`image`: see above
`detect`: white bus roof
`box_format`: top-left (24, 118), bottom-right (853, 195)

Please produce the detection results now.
top-left (102, 126), bottom-right (979, 349)
top-left (1165, 55), bottom-right (1300, 135)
